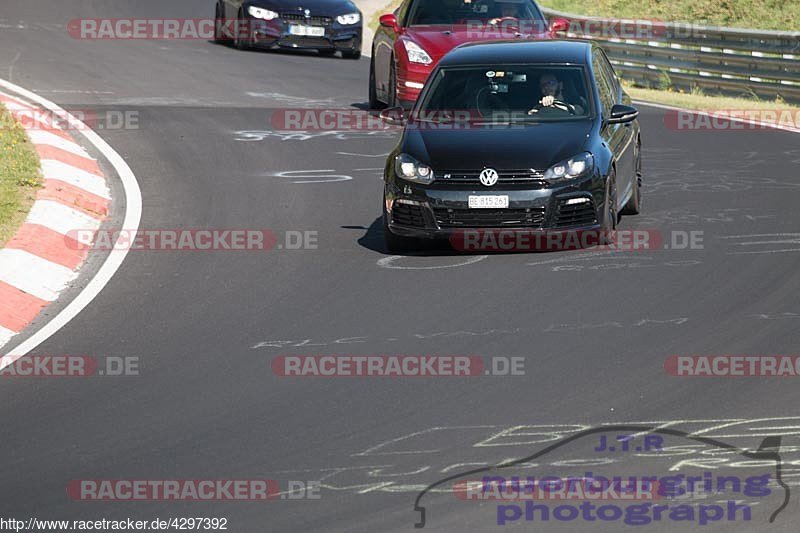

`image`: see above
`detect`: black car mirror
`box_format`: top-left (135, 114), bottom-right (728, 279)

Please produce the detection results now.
top-left (379, 106), bottom-right (406, 125)
top-left (608, 103), bottom-right (639, 124)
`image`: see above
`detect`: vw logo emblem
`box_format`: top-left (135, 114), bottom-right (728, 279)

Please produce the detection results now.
top-left (304, 8), bottom-right (311, 17)
top-left (479, 168), bottom-right (499, 186)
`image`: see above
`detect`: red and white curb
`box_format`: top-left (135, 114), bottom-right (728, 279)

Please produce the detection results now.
top-left (0, 91), bottom-right (111, 350)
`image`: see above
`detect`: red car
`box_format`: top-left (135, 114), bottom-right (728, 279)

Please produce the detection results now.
top-left (369, 0), bottom-right (568, 108)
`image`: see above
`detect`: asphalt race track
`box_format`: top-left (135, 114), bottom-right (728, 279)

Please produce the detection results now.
top-left (1, 0), bottom-right (800, 531)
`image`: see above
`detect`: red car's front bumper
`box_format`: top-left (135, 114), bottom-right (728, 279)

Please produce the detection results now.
top-left (395, 61), bottom-right (433, 108)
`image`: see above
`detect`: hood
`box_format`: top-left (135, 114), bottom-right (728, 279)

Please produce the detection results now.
top-left (405, 25), bottom-right (550, 61)
top-left (252, 0), bottom-right (358, 16)
top-left (403, 119), bottom-right (594, 171)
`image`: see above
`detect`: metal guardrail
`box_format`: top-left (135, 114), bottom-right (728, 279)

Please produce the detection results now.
top-left (541, 7), bottom-right (800, 103)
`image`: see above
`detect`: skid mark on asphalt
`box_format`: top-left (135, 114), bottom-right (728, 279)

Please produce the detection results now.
top-left (722, 233), bottom-right (800, 255)
top-left (250, 317), bottom-right (688, 350)
top-left (234, 129), bottom-right (395, 141)
top-left (252, 418), bottom-right (800, 496)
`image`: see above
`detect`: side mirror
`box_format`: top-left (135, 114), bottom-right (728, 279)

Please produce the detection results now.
top-left (379, 14), bottom-right (400, 33)
top-left (549, 17), bottom-right (570, 36)
top-left (608, 104), bottom-right (639, 124)
top-left (379, 106), bottom-right (406, 126)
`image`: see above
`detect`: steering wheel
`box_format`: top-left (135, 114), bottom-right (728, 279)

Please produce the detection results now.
top-left (528, 99), bottom-right (576, 115)
top-left (475, 87), bottom-right (509, 118)
top-left (488, 16), bottom-right (520, 26)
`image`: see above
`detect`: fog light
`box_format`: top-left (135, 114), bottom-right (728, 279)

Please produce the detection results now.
top-left (565, 197), bottom-right (590, 205)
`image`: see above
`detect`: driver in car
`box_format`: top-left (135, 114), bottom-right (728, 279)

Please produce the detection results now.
top-left (528, 73), bottom-right (583, 115)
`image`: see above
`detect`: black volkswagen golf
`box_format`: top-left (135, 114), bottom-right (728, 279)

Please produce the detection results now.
top-left (380, 40), bottom-right (642, 252)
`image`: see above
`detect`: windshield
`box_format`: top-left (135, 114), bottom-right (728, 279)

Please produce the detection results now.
top-left (416, 65), bottom-right (594, 123)
top-left (406, 0), bottom-right (546, 27)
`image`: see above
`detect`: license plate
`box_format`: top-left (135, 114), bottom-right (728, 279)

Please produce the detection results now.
top-left (288, 24), bottom-right (325, 37)
top-left (469, 195), bottom-right (509, 209)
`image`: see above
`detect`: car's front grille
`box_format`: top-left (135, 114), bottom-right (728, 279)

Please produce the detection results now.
top-left (282, 14), bottom-right (333, 26)
top-left (391, 203), bottom-right (426, 227)
top-left (279, 36), bottom-right (331, 48)
top-left (435, 169), bottom-right (546, 185)
top-left (554, 199), bottom-right (597, 228)
top-left (433, 207), bottom-right (546, 228)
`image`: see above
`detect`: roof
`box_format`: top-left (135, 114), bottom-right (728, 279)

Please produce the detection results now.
top-left (438, 39), bottom-right (593, 67)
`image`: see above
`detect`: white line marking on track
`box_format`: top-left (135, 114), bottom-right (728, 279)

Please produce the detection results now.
top-left (26, 200), bottom-right (102, 235)
top-left (0, 78), bottom-right (142, 361)
top-left (336, 152), bottom-right (389, 157)
top-left (377, 255), bottom-right (488, 269)
top-left (0, 249), bottom-right (77, 301)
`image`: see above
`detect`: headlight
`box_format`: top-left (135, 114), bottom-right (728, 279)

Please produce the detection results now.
top-left (403, 40), bottom-right (432, 65)
top-left (543, 152), bottom-right (594, 182)
top-left (337, 13), bottom-right (361, 24)
top-left (395, 153), bottom-right (434, 184)
top-left (248, 6), bottom-right (279, 20)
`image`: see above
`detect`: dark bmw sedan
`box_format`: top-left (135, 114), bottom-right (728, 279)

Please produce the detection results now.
top-left (214, 0), bottom-right (362, 58)
top-left (380, 40), bottom-right (642, 252)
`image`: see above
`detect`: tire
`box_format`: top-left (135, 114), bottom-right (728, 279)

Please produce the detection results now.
top-left (213, 3), bottom-right (225, 44)
top-left (383, 206), bottom-right (418, 253)
top-left (234, 10), bottom-right (251, 50)
top-left (621, 139), bottom-right (642, 215)
top-left (342, 50), bottom-right (361, 59)
top-left (368, 55), bottom-right (383, 109)
top-left (600, 169), bottom-right (618, 245)
top-left (387, 61), bottom-right (397, 108)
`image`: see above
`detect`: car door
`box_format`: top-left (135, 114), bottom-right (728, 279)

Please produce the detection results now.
top-left (592, 49), bottom-right (633, 208)
top-left (598, 49), bottom-right (636, 205)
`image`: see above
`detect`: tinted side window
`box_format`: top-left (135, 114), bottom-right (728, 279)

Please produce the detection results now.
top-left (592, 51), bottom-right (614, 117)
top-left (397, 0), bottom-right (411, 26)
top-left (599, 49), bottom-right (620, 100)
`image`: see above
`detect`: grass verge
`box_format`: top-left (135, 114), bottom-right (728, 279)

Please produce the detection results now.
top-left (625, 83), bottom-right (800, 117)
top-left (537, 0), bottom-right (797, 31)
top-left (0, 103), bottom-right (42, 247)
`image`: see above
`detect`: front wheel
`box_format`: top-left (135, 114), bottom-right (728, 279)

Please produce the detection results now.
top-left (368, 55), bottom-right (382, 109)
top-left (213, 3), bottom-right (225, 44)
top-left (234, 11), bottom-right (251, 50)
top-left (621, 140), bottom-right (642, 215)
top-left (600, 170), bottom-right (618, 245)
top-left (387, 61), bottom-right (397, 108)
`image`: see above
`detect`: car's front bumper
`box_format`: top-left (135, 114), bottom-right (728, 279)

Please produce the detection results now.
top-left (248, 18), bottom-right (362, 51)
top-left (395, 62), bottom-right (432, 108)
top-left (384, 174), bottom-right (606, 241)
